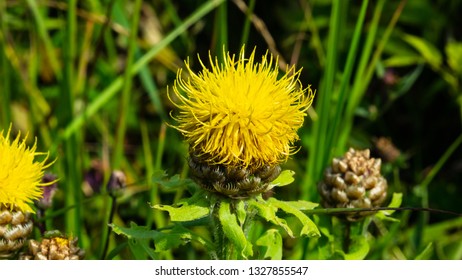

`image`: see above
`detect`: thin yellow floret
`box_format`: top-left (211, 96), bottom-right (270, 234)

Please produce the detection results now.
top-left (169, 47), bottom-right (314, 168)
top-left (0, 126), bottom-right (53, 213)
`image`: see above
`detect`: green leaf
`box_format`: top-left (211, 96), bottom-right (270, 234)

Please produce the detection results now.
top-left (440, 71), bottom-right (458, 90)
top-left (153, 228), bottom-right (190, 252)
top-left (235, 200), bottom-right (247, 226)
top-left (106, 242), bottom-right (128, 260)
top-left (111, 222), bottom-right (160, 239)
top-left (128, 238), bottom-right (157, 260)
top-left (109, 222), bottom-right (180, 253)
top-left (382, 55), bottom-right (424, 67)
top-left (415, 243), bottom-right (433, 260)
top-left (151, 169), bottom-right (168, 182)
top-left (170, 224), bottom-right (214, 251)
top-left (256, 229), bottom-right (283, 260)
top-left (218, 200), bottom-right (253, 259)
top-left (151, 170), bottom-right (194, 189)
top-left (385, 192), bottom-right (403, 212)
top-left (445, 41), bottom-right (462, 74)
top-left (153, 203), bottom-right (209, 222)
top-left (110, 222), bottom-right (183, 252)
top-left (248, 198), bottom-right (294, 237)
top-left (341, 234), bottom-right (370, 260)
top-left (271, 170), bottom-right (295, 187)
top-left (110, 222), bottom-right (213, 253)
top-left (282, 200), bottom-right (319, 211)
top-left (268, 198), bottom-right (321, 238)
top-left (376, 192), bottom-right (402, 222)
top-left (402, 33), bottom-right (442, 69)
top-left (153, 190), bottom-right (210, 222)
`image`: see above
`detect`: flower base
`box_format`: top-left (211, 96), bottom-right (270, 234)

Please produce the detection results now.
top-left (0, 204), bottom-right (33, 259)
top-left (188, 153), bottom-right (281, 198)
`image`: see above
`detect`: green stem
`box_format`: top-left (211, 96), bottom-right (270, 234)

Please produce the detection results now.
top-left (61, 0), bottom-right (83, 243)
top-left (343, 221), bottom-right (351, 253)
top-left (415, 133), bottom-right (462, 249)
top-left (210, 198), bottom-right (224, 259)
top-left (101, 195), bottom-right (117, 259)
top-left (302, 206), bottom-right (462, 217)
top-left (421, 133), bottom-right (462, 189)
top-left (239, 0), bottom-right (256, 46)
top-left (214, 0), bottom-right (228, 61)
top-left (144, 122), bottom-right (168, 231)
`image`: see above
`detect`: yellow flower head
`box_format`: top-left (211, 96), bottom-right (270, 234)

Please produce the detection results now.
top-left (170, 47), bottom-right (314, 169)
top-left (0, 126), bottom-right (53, 213)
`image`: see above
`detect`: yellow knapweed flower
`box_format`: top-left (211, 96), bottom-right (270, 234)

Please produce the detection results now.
top-left (0, 126), bottom-right (52, 213)
top-left (170, 47), bottom-right (314, 169)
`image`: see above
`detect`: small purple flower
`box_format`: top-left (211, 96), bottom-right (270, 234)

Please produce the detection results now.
top-left (83, 160), bottom-right (105, 195)
top-left (36, 173), bottom-right (58, 209)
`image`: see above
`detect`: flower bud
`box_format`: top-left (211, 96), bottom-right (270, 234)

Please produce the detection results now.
top-left (318, 148), bottom-right (388, 221)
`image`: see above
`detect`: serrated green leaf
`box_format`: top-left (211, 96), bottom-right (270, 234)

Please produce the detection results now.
top-left (128, 238), bottom-right (148, 260)
top-left (270, 170), bottom-right (295, 187)
top-left (110, 222), bottom-right (185, 252)
top-left (218, 200), bottom-right (253, 259)
top-left (151, 170), bottom-right (194, 189)
top-left (268, 198), bottom-right (320, 238)
top-left (154, 203), bottom-right (209, 222)
top-left (154, 224), bottom-right (213, 252)
top-left (248, 198), bottom-right (294, 237)
top-left (128, 238), bottom-right (157, 260)
top-left (402, 34), bottom-right (442, 69)
top-left (153, 190), bottom-right (210, 222)
top-left (110, 222), bottom-right (213, 253)
top-left (256, 229), bottom-right (282, 260)
top-left (110, 222), bottom-right (160, 239)
top-left (153, 231), bottom-right (190, 252)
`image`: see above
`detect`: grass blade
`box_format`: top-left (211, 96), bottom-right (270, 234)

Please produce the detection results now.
top-left (302, 0), bottom-right (342, 200)
top-left (0, 0), bottom-right (11, 127)
top-left (113, 0), bottom-right (143, 168)
top-left (25, 0), bottom-right (62, 81)
top-left (326, 0), bottom-right (369, 157)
